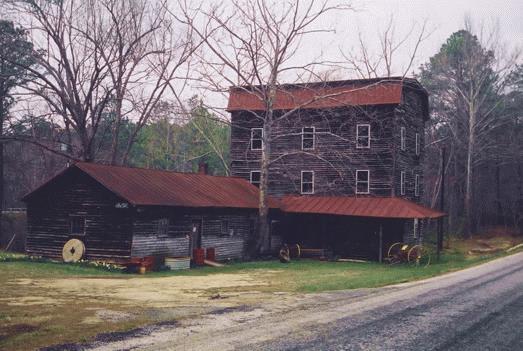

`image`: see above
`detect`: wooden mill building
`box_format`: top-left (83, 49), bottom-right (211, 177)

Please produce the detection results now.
top-left (23, 77), bottom-right (443, 262)
top-left (228, 77), bottom-right (444, 260)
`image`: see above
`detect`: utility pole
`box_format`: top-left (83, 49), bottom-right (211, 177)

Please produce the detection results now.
top-left (437, 147), bottom-right (446, 261)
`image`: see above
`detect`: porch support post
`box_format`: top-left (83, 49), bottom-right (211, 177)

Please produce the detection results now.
top-left (379, 224), bottom-right (383, 263)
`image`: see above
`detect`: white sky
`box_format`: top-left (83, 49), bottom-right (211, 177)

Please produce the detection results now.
top-left (301, 0), bottom-right (523, 78)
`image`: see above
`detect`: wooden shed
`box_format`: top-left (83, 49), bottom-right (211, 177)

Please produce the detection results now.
top-left (22, 162), bottom-right (277, 262)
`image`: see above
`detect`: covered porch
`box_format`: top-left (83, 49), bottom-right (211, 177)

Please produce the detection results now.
top-left (276, 196), bottom-right (445, 261)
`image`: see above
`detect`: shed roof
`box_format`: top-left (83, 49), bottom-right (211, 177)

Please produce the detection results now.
top-left (23, 162), bottom-right (275, 209)
top-left (280, 195), bottom-right (444, 219)
top-left (227, 77), bottom-right (428, 115)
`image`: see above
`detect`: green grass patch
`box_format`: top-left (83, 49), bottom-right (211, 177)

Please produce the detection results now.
top-left (145, 249), bottom-right (504, 293)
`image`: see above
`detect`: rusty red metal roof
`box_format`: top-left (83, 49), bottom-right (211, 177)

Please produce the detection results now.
top-left (227, 77), bottom-right (427, 112)
top-left (280, 195), bottom-right (445, 219)
top-left (24, 162), bottom-right (274, 209)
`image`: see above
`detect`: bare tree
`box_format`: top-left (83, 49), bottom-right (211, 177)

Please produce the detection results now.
top-left (179, 0), bottom-right (352, 254)
top-left (6, 0), bottom-right (200, 164)
top-left (341, 15), bottom-right (430, 79)
top-left (5, 0), bottom-right (114, 161)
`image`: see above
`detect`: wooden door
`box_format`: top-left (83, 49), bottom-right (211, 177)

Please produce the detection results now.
top-left (189, 219), bottom-right (202, 257)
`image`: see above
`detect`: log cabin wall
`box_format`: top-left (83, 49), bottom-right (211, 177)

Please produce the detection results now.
top-left (130, 207), bottom-right (258, 261)
top-left (230, 105), bottom-right (397, 197)
top-left (25, 168), bottom-right (134, 261)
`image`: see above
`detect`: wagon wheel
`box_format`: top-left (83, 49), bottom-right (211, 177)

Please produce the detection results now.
top-left (387, 242), bottom-right (405, 264)
top-left (407, 245), bottom-right (431, 267)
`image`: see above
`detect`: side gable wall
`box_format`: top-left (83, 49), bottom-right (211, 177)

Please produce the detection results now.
top-left (392, 88), bottom-right (426, 202)
top-left (25, 168), bottom-right (134, 261)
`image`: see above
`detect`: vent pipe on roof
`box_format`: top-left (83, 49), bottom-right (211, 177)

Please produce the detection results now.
top-left (198, 161), bottom-right (208, 175)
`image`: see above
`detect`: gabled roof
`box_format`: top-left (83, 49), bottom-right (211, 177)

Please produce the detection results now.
top-left (227, 77), bottom-right (428, 116)
top-left (280, 195), bottom-right (444, 219)
top-left (23, 162), bottom-right (275, 209)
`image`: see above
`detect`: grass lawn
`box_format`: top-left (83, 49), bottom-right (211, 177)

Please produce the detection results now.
top-left (149, 249), bottom-right (505, 292)
top-left (1, 236), bottom-right (521, 351)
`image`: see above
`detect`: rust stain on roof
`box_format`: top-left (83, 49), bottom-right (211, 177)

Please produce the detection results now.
top-left (75, 162), bottom-right (274, 209)
top-left (24, 162), bottom-right (274, 209)
top-left (280, 195), bottom-right (445, 219)
top-left (227, 77), bottom-right (427, 112)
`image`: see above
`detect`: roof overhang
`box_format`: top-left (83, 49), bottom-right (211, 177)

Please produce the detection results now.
top-left (280, 195), bottom-right (445, 219)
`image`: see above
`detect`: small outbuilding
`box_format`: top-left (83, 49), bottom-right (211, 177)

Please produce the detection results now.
top-left (22, 162), bottom-right (277, 262)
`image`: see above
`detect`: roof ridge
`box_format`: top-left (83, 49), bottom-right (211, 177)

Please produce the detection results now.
top-left (76, 162), bottom-right (243, 180)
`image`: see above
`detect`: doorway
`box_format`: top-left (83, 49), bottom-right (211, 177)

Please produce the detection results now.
top-left (189, 219), bottom-right (202, 257)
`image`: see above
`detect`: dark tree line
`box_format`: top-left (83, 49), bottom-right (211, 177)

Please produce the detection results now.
top-left (419, 30), bottom-right (522, 236)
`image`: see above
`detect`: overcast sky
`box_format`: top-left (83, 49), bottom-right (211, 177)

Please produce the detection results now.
top-left (315, 0), bottom-right (523, 77)
top-left (195, 0), bottom-right (522, 108)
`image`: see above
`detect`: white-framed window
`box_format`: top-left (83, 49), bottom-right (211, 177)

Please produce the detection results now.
top-left (302, 127), bottom-right (315, 150)
top-left (157, 218), bottom-right (170, 237)
top-left (356, 124), bottom-right (371, 148)
top-left (415, 174), bottom-right (420, 197)
top-left (355, 170), bottom-right (370, 194)
top-left (301, 171), bottom-right (314, 194)
top-left (400, 127), bottom-right (406, 151)
top-left (400, 171), bottom-right (406, 195)
top-left (413, 218), bottom-right (419, 239)
top-left (251, 128), bottom-right (263, 150)
top-left (415, 133), bottom-right (420, 156)
top-left (70, 215), bottom-right (86, 235)
top-left (250, 170), bottom-right (261, 187)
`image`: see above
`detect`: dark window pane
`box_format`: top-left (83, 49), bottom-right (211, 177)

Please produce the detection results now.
top-left (302, 171), bottom-right (313, 182)
top-left (302, 127), bottom-right (315, 149)
top-left (302, 182), bottom-right (313, 193)
top-left (303, 138), bottom-right (314, 149)
top-left (157, 218), bottom-right (169, 237)
top-left (357, 171), bottom-right (368, 182)
top-left (251, 128), bottom-right (263, 150)
top-left (70, 216), bottom-right (85, 235)
top-left (252, 128), bottom-right (262, 138)
top-left (358, 125), bottom-right (369, 134)
top-left (356, 182), bottom-right (369, 193)
top-left (251, 139), bottom-right (262, 150)
top-left (250, 171), bottom-right (261, 187)
top-left (357, 125), bottom-right (370, 147)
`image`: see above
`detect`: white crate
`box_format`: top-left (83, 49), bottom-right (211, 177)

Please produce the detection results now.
top-left (165, 257), bottom-right (191, 270)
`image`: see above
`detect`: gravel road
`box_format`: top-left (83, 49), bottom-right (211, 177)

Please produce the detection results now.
top-left (86, 252), bottom-right (523, 351)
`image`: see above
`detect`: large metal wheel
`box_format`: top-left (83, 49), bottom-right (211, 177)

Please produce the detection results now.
top-left (387, 242), bottom-right (405, 264)
top-left (407, 245), bottom-right (431, 267)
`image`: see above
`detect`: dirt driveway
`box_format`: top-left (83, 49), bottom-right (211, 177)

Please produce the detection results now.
top-left (0, 267), bottom-right (302, 351)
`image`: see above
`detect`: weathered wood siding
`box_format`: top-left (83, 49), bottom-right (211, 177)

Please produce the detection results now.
top-left (231, 106), bottom-right (396, 197)
top-left (392, 89), bottom-right (426, 201)
top-left (130, 208), bottom-right (257, 261)
top-left (25, 168), bottom-right (133, 261)
top-left (230, 87), bottom-right (426, 201)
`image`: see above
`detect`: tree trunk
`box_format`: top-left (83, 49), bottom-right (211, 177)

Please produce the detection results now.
top-left (0, 99), bottom-right (4, 242)
top-left (256, 120), bottom-right (271, 255)
top-left (110, 92), bottom-right (124, 165)
top-left (495, 160), bottom-right (503, 225)
top-left (464, 102), bottom-right (476, 237)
